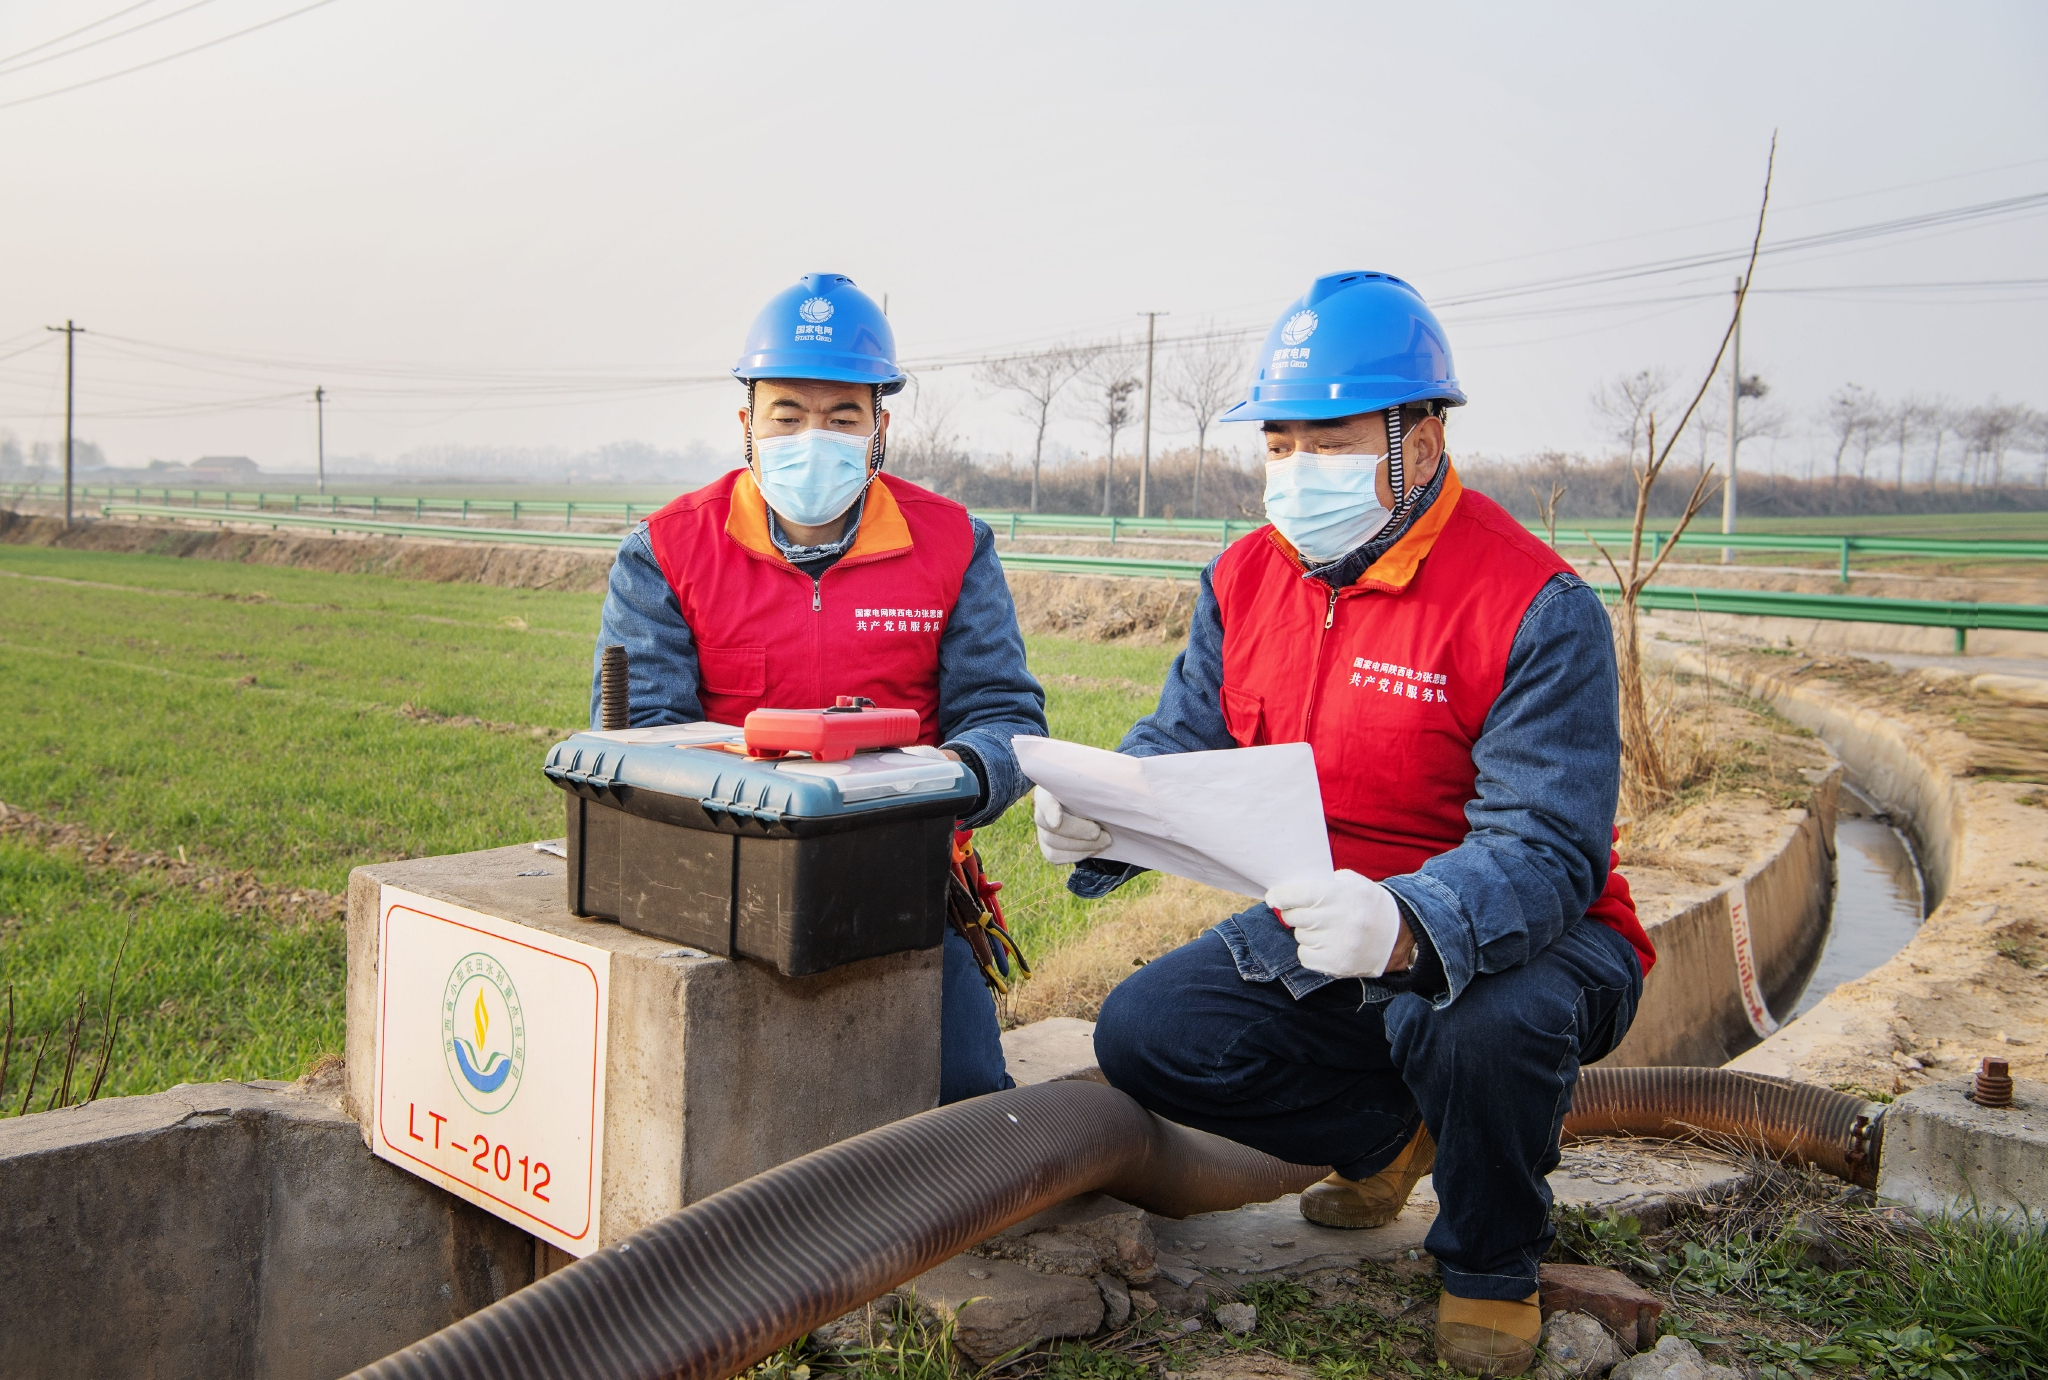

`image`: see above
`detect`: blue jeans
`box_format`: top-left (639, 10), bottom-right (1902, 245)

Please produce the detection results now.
top-left (1093, 906), bottom-right (1641, 1300)
top-left (941, 928), bottom-right (1013, 1103)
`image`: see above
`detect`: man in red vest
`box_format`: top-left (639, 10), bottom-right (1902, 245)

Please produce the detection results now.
top-left (1040, 273), bottom-right (1653, 1377)
top-left (593, 274), bottom-right (1047, 1103)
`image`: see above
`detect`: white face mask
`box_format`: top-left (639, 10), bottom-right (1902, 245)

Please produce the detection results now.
top-left (753, 427), bottom-right (874, 528)
top-left (1263, 450), bottom-right (1392, 564)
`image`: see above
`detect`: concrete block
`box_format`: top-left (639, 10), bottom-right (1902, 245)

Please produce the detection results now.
top-left (347, 844), bottom-right (943, 1244)
top-left (1877, 1075), bottom-right (2048, 1225)
top-left (906, 1254), bottom-right (1103, 1362)
top-left (975, 1191), bottom-right (1158, 1283)
top-left (0, 1077), bottom-right (533, 1380)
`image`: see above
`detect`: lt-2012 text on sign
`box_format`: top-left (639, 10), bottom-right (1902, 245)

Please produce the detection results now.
top-left (372, 886), bottom-right (611, 1257)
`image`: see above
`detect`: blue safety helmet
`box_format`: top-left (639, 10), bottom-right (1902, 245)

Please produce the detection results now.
top-left (732, 273), bottom-right (907, 397)
top-left (1221, 271), bottom-right (1465, 423)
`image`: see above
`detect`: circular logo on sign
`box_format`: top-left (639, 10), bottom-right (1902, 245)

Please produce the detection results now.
top-left (1280, 310), bottom-right (1318, 346)
top-left (442, 953), bottom-right (526, 1115)
top-left (798, 295), bottom-right (835, 324)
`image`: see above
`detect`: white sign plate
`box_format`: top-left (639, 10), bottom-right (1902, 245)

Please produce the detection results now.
top-left (372, 885), bottom-right (611, 1256)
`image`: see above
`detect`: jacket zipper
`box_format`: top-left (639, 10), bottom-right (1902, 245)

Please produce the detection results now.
top-left (1302, 583), bottom-right (1340, 737)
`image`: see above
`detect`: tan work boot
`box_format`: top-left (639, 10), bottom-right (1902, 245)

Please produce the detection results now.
top-left (1298, 1125), bottom-right (1436, 1228)
top-left (1434, 1292), bottom-right (1541, 1377)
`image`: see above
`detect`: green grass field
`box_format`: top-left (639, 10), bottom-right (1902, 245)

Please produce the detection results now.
top-left (0, 544), bottom-right (1173, 1106)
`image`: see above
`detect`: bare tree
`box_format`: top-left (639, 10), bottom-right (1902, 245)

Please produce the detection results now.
top-left (1161, 329), bottom-right (1246, 519)
top-left (892, 382), bottom-right (968, 495)
top-left (1594, 134), bottom-right (1774, 807)
top-left (1590, 368), bottom-right (1674, 464)
top-left (1083, 349), bottom-right (1141, 517)
top-left (1824, 384), bottom-right (1881, 491)
top-left (979, 345), bottom-right (1096, 513)
top-left (1886, 397), bottom-right (1939, 491)
top-left (1959, 399), bottom-right (2028, 491)
top-left (1528, 478), bottom-right (1567, 547)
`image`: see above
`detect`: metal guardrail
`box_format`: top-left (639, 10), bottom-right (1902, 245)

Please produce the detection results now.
top-left (87, 504), bottom-right (2048, 653)
top-left (968, 510), bottom-right (1256, 543)
top-left (96, 506), bottom-right (1212, 571)
top-left (21, 484), bottom-right (645, 527)
top-left (30, 485), bottom-right (2043, 568)
top-left (1554, 526), bottom-right (2048, 580)
top-left (1590, 582), bottom-right (2048, 654)
top-left (98, 504), bottom-right (625, 549)
top-left (993, 551), bottom-right (1211, 581)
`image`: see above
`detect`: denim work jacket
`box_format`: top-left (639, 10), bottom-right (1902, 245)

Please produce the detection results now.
top-left (1071, 469), bottom-right (1622, 1008)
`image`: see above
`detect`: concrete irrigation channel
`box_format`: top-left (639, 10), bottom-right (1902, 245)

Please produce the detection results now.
top-left (2, 508), bottom-right (2043, 1378)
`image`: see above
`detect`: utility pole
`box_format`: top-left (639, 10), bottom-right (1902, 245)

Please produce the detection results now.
top-left (1137, 311), bottom-right (1167, 518)
top-left (1721, 276), bottom-right (1742, 564)
top-left (45, 320), bottom-right (84, 528)
top-left (315, 386), bottom-right (327, 494)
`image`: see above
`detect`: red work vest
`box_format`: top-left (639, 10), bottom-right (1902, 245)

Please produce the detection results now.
top-left (1213, 468), bottom-right (1654, 975)
top-left (642, 469), bottom-right (976, 743)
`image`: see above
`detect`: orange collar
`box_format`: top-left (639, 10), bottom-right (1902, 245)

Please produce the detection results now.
top-left (726, 469), bottom-right (916, 564)
top-left (1357, 465), bottom-right (1463, 591)
top-left (1265, 464), bottom-right (1465, 593)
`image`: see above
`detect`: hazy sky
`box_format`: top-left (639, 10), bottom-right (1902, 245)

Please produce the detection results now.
top-left (3, 1), bottom-right (2044, 477)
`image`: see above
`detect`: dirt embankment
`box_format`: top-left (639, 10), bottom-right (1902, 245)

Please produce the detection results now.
top-left (0, 512), bottom-right (616, 593)
top-left (3, 512), bottom-right (1208, 643)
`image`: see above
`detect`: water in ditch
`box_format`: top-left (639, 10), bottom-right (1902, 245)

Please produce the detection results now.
top-left (1788, 785), bottom-right (1927, 1019)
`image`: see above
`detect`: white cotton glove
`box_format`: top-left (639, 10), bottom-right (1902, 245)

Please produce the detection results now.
top-left (1266, 869), bottom-right (1404, 978)
top-left (1034, 788), bottom-right (1112, 865)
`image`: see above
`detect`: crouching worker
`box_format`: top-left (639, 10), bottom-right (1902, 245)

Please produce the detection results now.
top-left (1035, 273), bottom-right (1655, 1377)
top-left (593, 273), bottom-right (1047, 1102)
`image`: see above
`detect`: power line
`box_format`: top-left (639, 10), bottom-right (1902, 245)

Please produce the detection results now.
top-left (0, 0), bottom-right (222, 80)
top-left (0, 0), bottom-right (343, 113)
top-left (1430, 192), bottom-right (2048, 310)
top-left (1414, 154), bottom-right (2048, 285)
top-left (0, 0), bottom-right (161, 69)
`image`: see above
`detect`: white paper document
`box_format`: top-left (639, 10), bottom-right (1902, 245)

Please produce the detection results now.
top-left (1013, 737), bottom-right (1333, 899)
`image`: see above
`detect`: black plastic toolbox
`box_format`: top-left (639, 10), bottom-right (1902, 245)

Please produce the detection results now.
top-left (543, 724), bottom-right (979, 976)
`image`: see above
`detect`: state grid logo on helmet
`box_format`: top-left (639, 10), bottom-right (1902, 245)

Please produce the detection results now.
top-left (795, 294), bottom-right (836, 343)
top-left (1280, 309), bottom-right (1318, 346)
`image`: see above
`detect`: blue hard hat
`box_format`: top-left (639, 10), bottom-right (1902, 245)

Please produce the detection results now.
top-left (732, 273), bottom-right (907, 396)
top-left (1221, 271), bottom-right (1465, 423)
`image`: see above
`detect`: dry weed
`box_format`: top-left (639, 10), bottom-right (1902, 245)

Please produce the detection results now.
top-left (1621, 666), bottom-right (1828, 828)
top-left (1002, 572), bottom-right (1196, 645)
top-left (1005, 876), bottom-right (1238, 1026)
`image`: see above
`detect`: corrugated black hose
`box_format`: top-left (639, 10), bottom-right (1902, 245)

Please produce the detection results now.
top-left (349, 1069), bottom-right (1882, 1380)
top-left (347, 1079), bottom-right (1323, 1380)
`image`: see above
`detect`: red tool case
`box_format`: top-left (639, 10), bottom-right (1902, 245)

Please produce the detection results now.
top-left (743, 696), bottom-right (921, 761)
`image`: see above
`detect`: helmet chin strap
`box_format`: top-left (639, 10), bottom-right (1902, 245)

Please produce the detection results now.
top-left (1384, 405), bottom-right (1415, 525)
